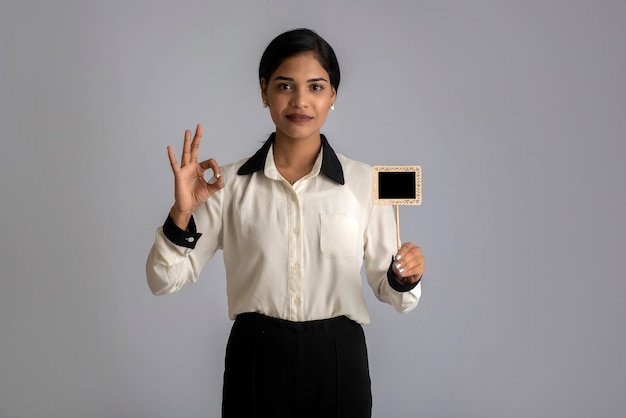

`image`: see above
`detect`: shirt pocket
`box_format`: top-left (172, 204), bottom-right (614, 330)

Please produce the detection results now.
top-left (320, 213), bottom-right (359, 258)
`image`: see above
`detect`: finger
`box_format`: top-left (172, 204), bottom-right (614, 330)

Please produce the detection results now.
top-left (181, 129), bottom-right (192, 166)
top-left (401, 256), bottom-right (424, 275)
top-left (393, 258), bottom-right (424, 280)
top-left (190, 124), bottom-right (203, 163)
top-left (393, 244), bottom-right (423, 275)
top-left (199, 158), bottom-right (224, 189)
top-left (398, 250), bottom-right (416, 266)
top-left (406, 251), bottom-right (425, 278)
top-left (404, 272), bottom-right (423, 285)
top-left (394, 242), bottom-right (416, 262)
top-left (199, 158), bottom-right (221, 178)
top-left (392, 258), bottom-right (418, 276)
top-left (167, 145), bottom-right (180, 175)
top-left (392, 261), bottom-right (405, 277)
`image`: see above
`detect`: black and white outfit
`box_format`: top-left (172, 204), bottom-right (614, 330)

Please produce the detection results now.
top-left (147, 134), bottom-right (421, 417)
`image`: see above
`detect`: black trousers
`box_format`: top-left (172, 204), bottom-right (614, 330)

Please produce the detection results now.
top-left (222, 313), bottom-right (372, 418)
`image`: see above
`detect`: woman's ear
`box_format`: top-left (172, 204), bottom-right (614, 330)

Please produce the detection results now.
top-left (260, 78), bottom-right (268, 103)
top-left (330, 88), bottom-right (337, 109)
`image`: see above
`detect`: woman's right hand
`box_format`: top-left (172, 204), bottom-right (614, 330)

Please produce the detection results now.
top-left (167, 124), bottom-right (224, 230)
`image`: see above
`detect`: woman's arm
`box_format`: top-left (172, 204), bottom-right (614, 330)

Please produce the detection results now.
top-left (364, 205), bottom-right (422, 313)
top-left (146, 124), bottom-right (225, 295)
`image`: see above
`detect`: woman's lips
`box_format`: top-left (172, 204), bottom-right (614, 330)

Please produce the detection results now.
top-left (286, 114), bottom-right (313, 123)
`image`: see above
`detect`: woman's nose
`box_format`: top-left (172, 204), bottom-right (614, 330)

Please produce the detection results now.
top-left (290, 88), bottom-right (307, 108)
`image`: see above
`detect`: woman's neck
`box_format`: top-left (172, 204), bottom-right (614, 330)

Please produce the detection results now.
top-left (273, 131), bottom-right (321, 170)
top-left (272, 130), bottom-right (322, 184)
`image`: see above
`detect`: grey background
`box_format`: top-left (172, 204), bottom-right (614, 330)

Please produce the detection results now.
top-left (1, 1), bottom-right (625, 417)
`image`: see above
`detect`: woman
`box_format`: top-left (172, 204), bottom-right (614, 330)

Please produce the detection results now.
top-left (147, 28), bottom-right (424, 418)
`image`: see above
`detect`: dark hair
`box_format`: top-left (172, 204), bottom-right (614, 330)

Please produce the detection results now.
top-left (259, 28), bottom-right (340, 92)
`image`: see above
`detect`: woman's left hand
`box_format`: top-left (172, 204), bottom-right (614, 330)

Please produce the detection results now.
top-left (392, 242), bottom-right (425, 285)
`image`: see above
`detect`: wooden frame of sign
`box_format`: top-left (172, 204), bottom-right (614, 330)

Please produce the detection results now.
top-left (372, 165), bottom-right (422, 206)
top-left (372, 165), bottom-right (422, 250)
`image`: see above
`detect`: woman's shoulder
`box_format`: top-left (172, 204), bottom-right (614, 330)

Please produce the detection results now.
top-left (334, 153), bottom-right (375, 196)
top-left (336, 153), bottom-right (373, 177)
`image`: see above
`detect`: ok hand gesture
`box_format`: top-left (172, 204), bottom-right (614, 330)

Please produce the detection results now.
top-left (167, 124), bottom-right (224, 229)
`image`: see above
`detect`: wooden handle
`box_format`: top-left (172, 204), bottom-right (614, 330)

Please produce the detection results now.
top-left (395, 205), bottom-right (401, 250)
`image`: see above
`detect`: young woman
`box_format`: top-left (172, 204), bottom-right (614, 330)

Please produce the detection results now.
top-left (147, 28), bottom-right (425, 418)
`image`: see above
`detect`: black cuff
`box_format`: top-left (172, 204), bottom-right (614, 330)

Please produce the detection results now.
top-left (163, 214), bottom-right (202, 249)
top-left (387, 256), bottom-right (420, 292)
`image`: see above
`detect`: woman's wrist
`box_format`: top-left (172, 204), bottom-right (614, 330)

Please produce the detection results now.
top-left (169, 205), bottom-right (193, 231)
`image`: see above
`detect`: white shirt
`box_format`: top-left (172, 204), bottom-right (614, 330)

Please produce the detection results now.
top-left (146, 134), bottom-right (421, 324)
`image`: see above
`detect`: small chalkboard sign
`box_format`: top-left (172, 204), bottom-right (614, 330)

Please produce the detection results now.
top-left (373, 165), bottom-right (422, 250)
top-left (373, 166), bottom-right (422, 206)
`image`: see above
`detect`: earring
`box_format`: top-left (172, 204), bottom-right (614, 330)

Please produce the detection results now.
top-left (330, 104), bottom-right (335, 110)
top-left (262, 101), bottom-right (268, 108)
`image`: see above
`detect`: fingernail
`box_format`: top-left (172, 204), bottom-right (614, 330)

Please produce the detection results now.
top-left (395, 254), bottom-right (402, 261)
top-left (216, 173), bottom-right (221, 178)
top-left (399, 268), bottom-right (405, 273)
top-left (395, 263), bottom-right (402, 269)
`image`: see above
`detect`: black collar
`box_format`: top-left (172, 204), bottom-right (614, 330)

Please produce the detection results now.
top-left (237, 133), bottom-right (345, 185)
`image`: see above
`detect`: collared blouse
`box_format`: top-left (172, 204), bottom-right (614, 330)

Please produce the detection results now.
top-left (146, 134), bottom-right (421, 324)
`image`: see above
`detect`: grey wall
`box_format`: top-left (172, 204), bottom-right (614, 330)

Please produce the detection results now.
top-left (1, 1), bottom-right (625, 417)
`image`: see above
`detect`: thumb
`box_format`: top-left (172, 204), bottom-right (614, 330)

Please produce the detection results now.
top-left (205, 173), bottom-right (225, 194)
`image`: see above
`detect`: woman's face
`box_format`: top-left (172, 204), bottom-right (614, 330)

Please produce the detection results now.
top-left (261, 52), bottom-right (336, 143)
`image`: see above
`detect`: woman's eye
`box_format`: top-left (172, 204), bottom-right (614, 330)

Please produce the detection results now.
top-left (311, 84), bottom-right (324, 92)
top-left (278, 83), bottom-right (292, 90)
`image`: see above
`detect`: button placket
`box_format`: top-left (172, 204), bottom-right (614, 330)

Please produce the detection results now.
top-left (287, 189), bottom-right (304, 321)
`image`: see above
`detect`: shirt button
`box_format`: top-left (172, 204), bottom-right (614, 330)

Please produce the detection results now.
top-left (185, 237), bottom-right (195, 243)
top-left (293, 263), bottom-right (300, 271)
top-left (293, 227), bottom-right (300, 234)
top-left (293, 298), bottom-right (301, 306)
